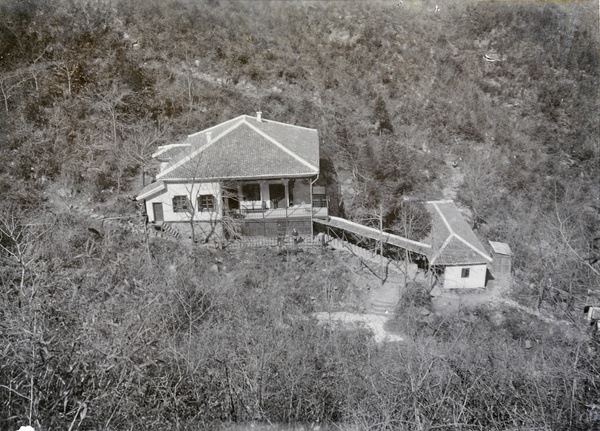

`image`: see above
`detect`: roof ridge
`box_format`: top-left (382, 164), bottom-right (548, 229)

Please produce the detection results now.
top-left (152, 143), bottom-right (190, 158)
top-left (429, 233), bottom-right (455, 265)
top-left (187, 115), bottom-right (246, 138)
top-left (431, 201), bottom-right (453, 235)
top-left (243, 119), bottom-right (319, 172)
top-left (157, 121), bottom-right (244, 179)
top-left (452, 232), bottom-right (493, 262)
top-left (157, 172), bottom-right (321, 182)
top-left (260, 117), bottom-right (318, 132)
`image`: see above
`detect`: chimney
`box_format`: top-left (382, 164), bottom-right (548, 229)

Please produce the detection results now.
top-left (256, 111), bottom-right (262, 122)
top-left (206, 131), bottom-right (212, 143)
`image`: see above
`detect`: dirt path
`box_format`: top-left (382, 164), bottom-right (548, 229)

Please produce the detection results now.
top-left (313, 311), bottom-right (404, 343)
top-left (313, 254), bottom-right (414, 343)
top-left (442, 156), bottom-right (464, 200)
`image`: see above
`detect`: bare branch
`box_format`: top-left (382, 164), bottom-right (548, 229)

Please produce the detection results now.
top-left (555, 206), bottom-right (600, 277)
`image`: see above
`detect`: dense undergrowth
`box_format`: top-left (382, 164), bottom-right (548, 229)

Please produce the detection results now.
top-left (1, 0), bottom-right (599, 429)
top-left (2, 217), bottom-right (600, 429)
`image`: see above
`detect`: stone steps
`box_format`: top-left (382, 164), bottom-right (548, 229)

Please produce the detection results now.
top-left (369, 298), bottom-right (398, 315)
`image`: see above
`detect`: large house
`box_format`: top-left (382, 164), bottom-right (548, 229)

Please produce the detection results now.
top-left (136, 113), bottom-right (327, 240)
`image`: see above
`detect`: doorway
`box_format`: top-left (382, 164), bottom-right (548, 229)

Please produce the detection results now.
top-left (269, 184), bottom-right (286, 209)
top-left (153, 202), bottom-right (164, 222)
top-left (222, 187), bottom-right (239, 211)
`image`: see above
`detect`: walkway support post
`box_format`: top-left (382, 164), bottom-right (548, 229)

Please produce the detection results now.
top-left (310, 173), bottom-right (319, 239)
top-left (380, 204), bottom-right (384, 287)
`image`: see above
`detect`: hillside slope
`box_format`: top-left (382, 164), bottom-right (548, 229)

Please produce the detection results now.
top-left (0, 0), bottom-right (599, 429)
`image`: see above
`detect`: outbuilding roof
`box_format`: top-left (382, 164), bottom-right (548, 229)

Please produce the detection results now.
top-left (425, 200), bottom-right (492, 266)
top-left (155, 115), bottom-right (319, 181)
top-left (489, 241), bottom-right (512, 256)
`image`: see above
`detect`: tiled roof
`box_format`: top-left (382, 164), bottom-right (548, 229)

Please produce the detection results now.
top-left (136, 181), bottom-right (166, 201)
top-left (156, 115), bottom-right (319, 180)
top-left (425, 200), bottom-right (492, 266)
top-left (152, 144), bottom-right (191, 160)
top-left (248, 117), bottom-right (319, 168)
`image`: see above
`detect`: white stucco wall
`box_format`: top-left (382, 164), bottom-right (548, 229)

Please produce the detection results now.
top-left (443, 264), bottom-right (487, 289)
top-left (144, 178), bottom-right (315, 222)
top-left (145, 182), bottom-right (221, 222)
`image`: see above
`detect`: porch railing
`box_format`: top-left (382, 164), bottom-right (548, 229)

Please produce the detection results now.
top-left (227, 235), bottom-right (324, 248)
top-left (232, 203), bottom-right (328, 219)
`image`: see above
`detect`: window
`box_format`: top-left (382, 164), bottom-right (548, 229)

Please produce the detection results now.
top-left (172, 195), bottom-right (192, 213)
top-left (461, 268), bottom-right (470, 278)
top-left (242, 183), bottom-right (261, 201)
top-left (313, 194), bottom-right (328, 208)
top-left (198, 194), bottom-right (215, 212)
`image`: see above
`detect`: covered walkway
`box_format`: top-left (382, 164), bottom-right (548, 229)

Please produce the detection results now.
top-left (314, 216), bottom-right (431, 256)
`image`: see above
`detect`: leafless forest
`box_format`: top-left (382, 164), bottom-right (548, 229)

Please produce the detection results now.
top-left (0, 0), bottom-right (599, 429)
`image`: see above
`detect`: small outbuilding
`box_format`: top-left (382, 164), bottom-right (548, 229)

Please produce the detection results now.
top-left (489, 240), bottom-right (512, 279)
top-left (316, 200), bottom-right (496, 289)
top-left (584, 306), bottom-right (600, 323)
top-left (425, 200), bottom-right (493, 289)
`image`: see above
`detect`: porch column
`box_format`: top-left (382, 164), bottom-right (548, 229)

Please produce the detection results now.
top-left (283, 179), bottom-right (290, 208)
top-left (218, 183), bottom-right (223, 218)
top-left (237, 184), bottom-right (243, 212)
top-left (259, 181), bottom-right (268, 209)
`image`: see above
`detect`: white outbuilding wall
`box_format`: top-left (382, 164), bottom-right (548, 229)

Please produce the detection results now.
top-left (443, 264), bottom-right (487, 289)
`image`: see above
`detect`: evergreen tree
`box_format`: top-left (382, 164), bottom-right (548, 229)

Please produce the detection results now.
top-left (373, 95), bottom-right (394, 134)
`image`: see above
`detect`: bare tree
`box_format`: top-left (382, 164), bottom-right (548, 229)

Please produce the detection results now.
top-left (0, 71), bottom-right (30, 113)
top-left (0, 208), bottom-right (55, 296)
top-left (124, 121), bottom-right (166, 187)
top-left (88, 84), bottom-right (133, 197)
